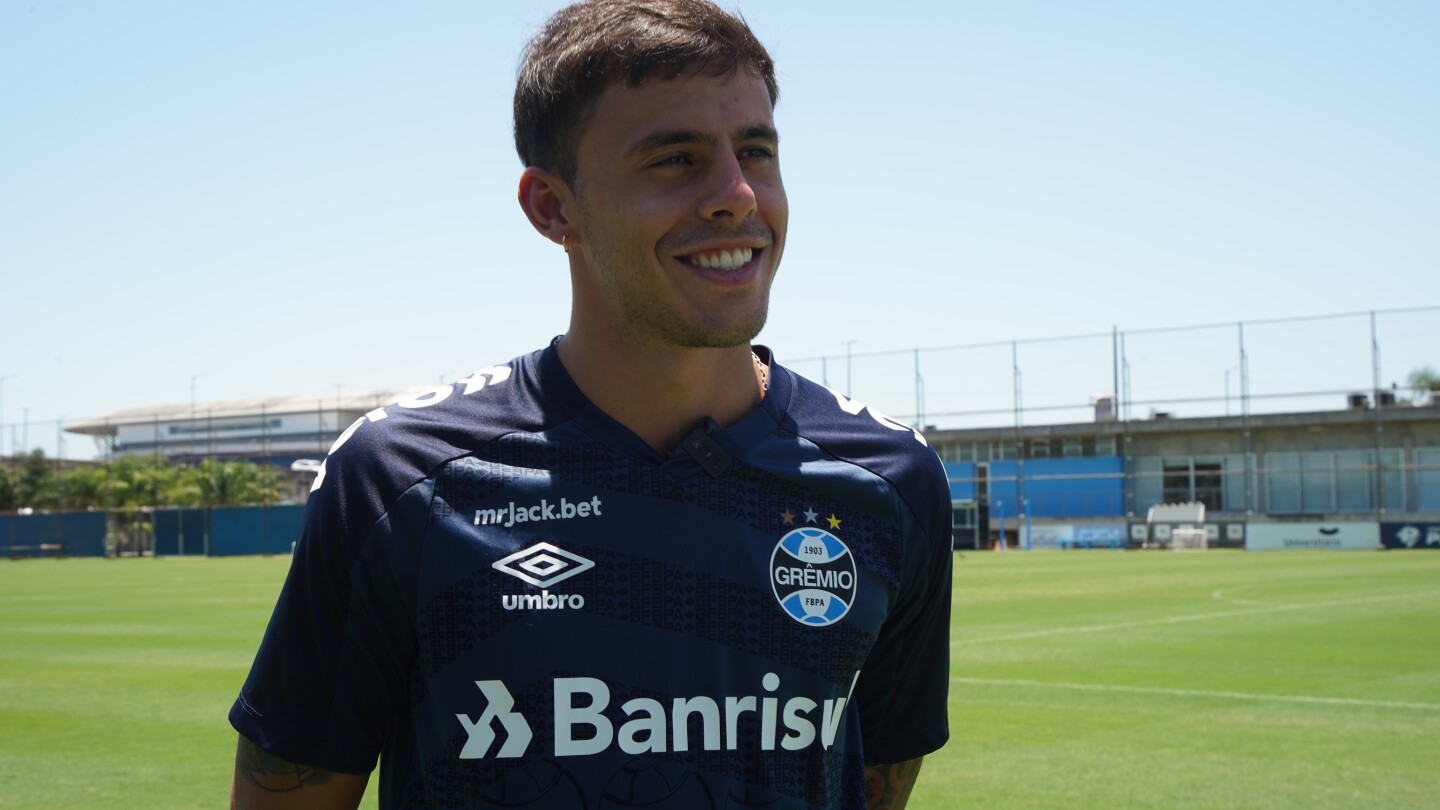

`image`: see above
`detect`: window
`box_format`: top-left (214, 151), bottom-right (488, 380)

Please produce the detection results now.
top-left (1265, 453), bottom-right (1301, 513)
top-left (938, 443), bottom-right (979, 463)
top-left (1134, 457), bottom-right (1163, 512)
top-left (1301, 453), bottom-right (1333, 512)
top-left (1335, 450), bottom-right (1371, 512)
top-left (1418, 448), bottom-right (1440, 510)
top-left (952, 503), bottom-right (976, 530)
top-left (1265, 450), bottom-right (1397, 514)
top-left (1193, 462), bottom-right (1223, 511)
top-left (1095, 436), bottom-right (1117, 456)
top-left (990, 441), bottom-right (1017, 460)
top-left (1162, 461), bottom-right (1192, 503)
top-left (1224, 454), bottom-right (1249, 513)
top-left (1382, 449), bottom-right (1405, 512)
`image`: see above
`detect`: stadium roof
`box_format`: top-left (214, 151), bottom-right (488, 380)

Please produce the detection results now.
top-left (65, 386), bottom-right (437, 437)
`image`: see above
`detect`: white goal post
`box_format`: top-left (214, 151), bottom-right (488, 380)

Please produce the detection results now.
top-left (1172, 527), bottom-right (1209, 552)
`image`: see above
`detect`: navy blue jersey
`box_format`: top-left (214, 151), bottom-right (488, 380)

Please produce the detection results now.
top-left (230, 344), bottom-right (952, 809)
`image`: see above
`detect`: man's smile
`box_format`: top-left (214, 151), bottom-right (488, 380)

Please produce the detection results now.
top-left (683, 247), bottom-right (755, 270)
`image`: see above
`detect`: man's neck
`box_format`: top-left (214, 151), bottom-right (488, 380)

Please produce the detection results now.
top-left (554, 332), bottom-right (764, 456)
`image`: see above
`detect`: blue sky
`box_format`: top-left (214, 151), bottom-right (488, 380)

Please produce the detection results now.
top-left (2, 0), bottom-right (1437, 459)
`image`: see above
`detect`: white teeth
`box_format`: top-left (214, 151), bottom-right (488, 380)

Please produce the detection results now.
top-left (689, 248), bottom-right (753, 270)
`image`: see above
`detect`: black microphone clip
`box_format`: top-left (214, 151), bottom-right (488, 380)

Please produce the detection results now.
top-left (680, 418), bottom-right (731, 478)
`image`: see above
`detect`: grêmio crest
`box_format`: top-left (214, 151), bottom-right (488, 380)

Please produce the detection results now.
top-left (769, 528), bottom-right (856, 627)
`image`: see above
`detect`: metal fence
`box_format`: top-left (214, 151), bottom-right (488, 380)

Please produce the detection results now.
top-left (783, 305), bottom-right (1439, 431)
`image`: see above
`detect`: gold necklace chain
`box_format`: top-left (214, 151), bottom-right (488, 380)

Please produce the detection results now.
top-left (752, 351), bottom-right (769, 394)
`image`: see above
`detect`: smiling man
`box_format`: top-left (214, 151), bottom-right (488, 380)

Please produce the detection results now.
top-left (229, 2), bottom-right (952, 808)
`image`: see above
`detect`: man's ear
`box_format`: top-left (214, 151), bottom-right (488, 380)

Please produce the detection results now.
top-left (518, 166), bottom-right (574, 249)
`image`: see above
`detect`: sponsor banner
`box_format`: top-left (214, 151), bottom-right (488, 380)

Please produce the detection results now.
top-left (1128, 521), bottom-right (1246, 548)
top-left (1246, 522), bottom-right (1379, 551)
top-left (1024, 524), bottom-right (1125, 550)
top-left (1381, 522), bottom-right (1440, 550)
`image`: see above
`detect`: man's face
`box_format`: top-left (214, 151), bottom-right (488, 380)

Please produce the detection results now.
top-left (567, 70), bottom-right (787, 350)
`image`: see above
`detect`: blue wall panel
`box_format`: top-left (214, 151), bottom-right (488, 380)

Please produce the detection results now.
top-left (210, 507), bottom-right (263, 556)
top-left (1, 512), bottom-right (106, 557)
top-left (5, 506), bottom-right (305, 558)
top-left (943, 462), bottom-right (977, 501)
top-left (153, 509), bottom-right (207, 556)
top-left (946, 457), bottom-right (1124, 519)
top-left (1015, 457), bottom-right (1124, 518)
top-left (61, 513), bottom-right (107, 556)
top-left (153, 505), bottom-right (306, 556)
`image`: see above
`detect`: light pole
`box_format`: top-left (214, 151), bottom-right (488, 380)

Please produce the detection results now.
top-left (0, 374), bottom-right (11, 459)
top-left (190, 372), bottom-right (207, 460)
top-left (843, 339), bottom-right (858, 397)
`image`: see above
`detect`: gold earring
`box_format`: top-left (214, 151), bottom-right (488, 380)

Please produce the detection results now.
top-left (562, 234), bottom-right (570, 254)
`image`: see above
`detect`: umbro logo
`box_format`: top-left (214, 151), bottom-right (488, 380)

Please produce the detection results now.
top-left (494, 542), bottom-right (593, 611)
top-left (493, 542), bottom-right (594, 588)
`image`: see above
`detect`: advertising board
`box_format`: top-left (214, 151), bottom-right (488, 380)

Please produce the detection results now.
top-left (1128, 521), bottom-right (1246, 548)
top-left (1380, 522), bottom-right (1440, 550)
top-left (1023, 524), bottom-right (1126, 550)
top-left (1245, 522), bottom-right (1379, 551)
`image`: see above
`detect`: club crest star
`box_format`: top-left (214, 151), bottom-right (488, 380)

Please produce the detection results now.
top-left (827, 514), bottom-right (842, 530)
top-left (803, 508), bottom-right (819, 524)
top-left (780, 508), bottom-right (795, 525)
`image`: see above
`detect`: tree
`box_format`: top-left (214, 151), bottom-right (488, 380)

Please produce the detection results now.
top-left (181, 460), bottom-right (283, 507)
top-left (1409, 366), bottom-right (1440, 403)
top-left (8, 454), bottom-right (285, 512)
top-left (0, 465), bottom-right (16, 512)
top-left (14, 449), bottom-right (58, 511)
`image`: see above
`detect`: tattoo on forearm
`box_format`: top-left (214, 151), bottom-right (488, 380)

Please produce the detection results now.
top-left (865, 757), bottom-right (924, 810)
top-left (237, 738), bottom-right (334, 792)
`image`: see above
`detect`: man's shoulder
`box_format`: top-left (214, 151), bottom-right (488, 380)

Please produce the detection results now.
top-left (775, 363), bottom-right (946, 494)
top-left (310, 349), bottom-right (563, 506)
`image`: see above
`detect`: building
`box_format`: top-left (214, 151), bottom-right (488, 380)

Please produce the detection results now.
top-left (65, 384), bottom-right (1440, 549)
top-left (65, 386), bottom-right (435, 502)
top-left (924, 396), bottom-right (1440, 549)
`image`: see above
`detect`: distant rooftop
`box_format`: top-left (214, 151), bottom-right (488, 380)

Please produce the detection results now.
top-left (65, 387), bottom-right (436, 436)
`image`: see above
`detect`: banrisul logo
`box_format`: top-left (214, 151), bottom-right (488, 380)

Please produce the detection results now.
top-left (770, 528), bottom-right (856, 626)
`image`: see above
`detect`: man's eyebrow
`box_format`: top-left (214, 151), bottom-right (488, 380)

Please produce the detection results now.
top-left (737, 124), bottom-right (779, 145)
top-left (625, 124), bottom-right (779, 157)
top-left (626, 130), bottom-right (714, 157)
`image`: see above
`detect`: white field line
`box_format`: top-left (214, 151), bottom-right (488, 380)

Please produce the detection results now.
top-left (951, 590), bottom-right (1439, 646)
top-left (951, 676), bottom-right (1440, 711)
top-left (1209, 587), bottom-right (1292, 607)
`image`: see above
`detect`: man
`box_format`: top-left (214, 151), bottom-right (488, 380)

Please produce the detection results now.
top-left (229, 1), bottom-right (953, 808)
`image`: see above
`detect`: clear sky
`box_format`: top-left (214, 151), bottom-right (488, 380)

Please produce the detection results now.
top-left (2, 0), bottom-right (1437, 459)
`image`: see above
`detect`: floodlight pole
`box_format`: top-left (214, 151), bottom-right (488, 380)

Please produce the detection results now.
top-left (190, 372), bottom-right (207, 461)
top-left (843, 340), bottom-right (857, 397)
top-left (913, 349), bottom-right (925, 429)
top-left (0, 374), bottom-right (11, 459)
top-left (1371, 311), bottom-right (1386, 513)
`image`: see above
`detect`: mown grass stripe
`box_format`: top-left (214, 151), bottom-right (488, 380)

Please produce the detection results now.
top-left (952, 676), bottom-right (1440, 711)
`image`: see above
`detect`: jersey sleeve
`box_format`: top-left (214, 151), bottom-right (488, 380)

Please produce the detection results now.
top-left (853, 448), bottom-right (953, 765)
top-left (228, 435), bottom-right (422, 775)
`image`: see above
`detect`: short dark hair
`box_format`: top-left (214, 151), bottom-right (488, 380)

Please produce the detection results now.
top-left (514, 0), bottom-right (778, 185)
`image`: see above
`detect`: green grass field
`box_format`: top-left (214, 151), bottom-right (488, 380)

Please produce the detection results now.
top-left (2, 551), bottom-right (1437, 809)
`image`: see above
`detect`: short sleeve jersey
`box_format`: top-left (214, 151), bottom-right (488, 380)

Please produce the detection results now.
top-left (230, 344), bottom-right (953, 809)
